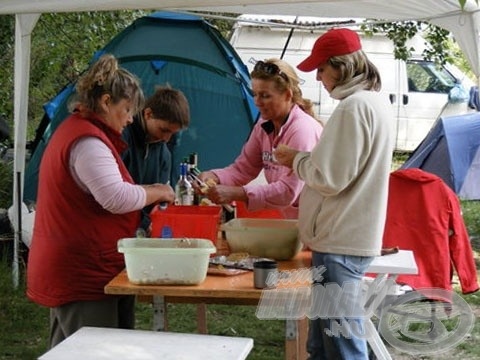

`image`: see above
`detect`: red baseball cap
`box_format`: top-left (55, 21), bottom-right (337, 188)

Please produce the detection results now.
top-left (297, 28), bottom-right (362, 72)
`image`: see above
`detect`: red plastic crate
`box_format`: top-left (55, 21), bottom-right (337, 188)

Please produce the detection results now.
top-left (150, 205), bottom-right (222, 244)
top-left (235, 201), bottom-right (283, 219)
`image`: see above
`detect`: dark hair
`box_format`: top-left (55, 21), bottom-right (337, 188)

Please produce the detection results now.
top-left (144, 85), bottom-right (190, 128)
top-left (74, 54), bottom-right (144, 115)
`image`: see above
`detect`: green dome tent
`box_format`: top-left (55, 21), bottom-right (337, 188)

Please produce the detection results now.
top-left (24, 11), bottom-right (258, 202)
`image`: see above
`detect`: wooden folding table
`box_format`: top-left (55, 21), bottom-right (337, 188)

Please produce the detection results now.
top-left (105, 249), bottom-right (417, 360)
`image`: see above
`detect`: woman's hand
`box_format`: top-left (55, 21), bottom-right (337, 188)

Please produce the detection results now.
top-left (192, 171), bottom-right (219, 195)
top-left (143, 183), bottom-right (175, 206)
top-left (198, 171), bottom-right (219, 185)
top-left (206, 184), bottom-right (246, 205)
top-left (273, 144), bottom-right (299, 169)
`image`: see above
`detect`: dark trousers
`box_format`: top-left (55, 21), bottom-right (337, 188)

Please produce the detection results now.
top-left (49, 295), bottom-right (135, 348)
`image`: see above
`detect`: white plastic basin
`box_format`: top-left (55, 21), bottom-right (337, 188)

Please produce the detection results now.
top-left (118, 238), bottom-right (216, 285)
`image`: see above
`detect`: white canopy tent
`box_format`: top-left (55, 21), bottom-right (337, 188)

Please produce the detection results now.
top-left (1, 0), bottom-right (479, 284)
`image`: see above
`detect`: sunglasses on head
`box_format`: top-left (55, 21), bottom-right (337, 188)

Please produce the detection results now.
top-left (253, 60), bottom-right (289, 82)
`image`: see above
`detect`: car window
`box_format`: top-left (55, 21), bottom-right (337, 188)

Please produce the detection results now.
top-left (406, 60), bottom-right (457, 94)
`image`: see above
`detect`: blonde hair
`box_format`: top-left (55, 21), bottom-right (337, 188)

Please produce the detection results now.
top-left (328, 50), bottom-right (382, 91)
top-left (251, 58), bottom-right (316, 118)
top-left (74, 54), bottom-right (144, 116)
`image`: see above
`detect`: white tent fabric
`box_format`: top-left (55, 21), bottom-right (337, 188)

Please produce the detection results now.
top-left (1, 0), bottom-right (479, 284)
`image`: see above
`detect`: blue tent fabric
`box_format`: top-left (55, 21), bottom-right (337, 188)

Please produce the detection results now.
top-left (468, 86), bottom-right (480, 111)
top-left (401, 112), bottom-right (480, 200)
top-left (24, 11), bottom-right (258, 202)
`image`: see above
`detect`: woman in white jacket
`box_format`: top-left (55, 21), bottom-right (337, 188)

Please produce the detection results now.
top-left (274, 28), bottom-right (394, 360)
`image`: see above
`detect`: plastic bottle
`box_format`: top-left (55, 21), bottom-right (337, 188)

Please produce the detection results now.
top-left (175, 162), bottom-right (194, 205)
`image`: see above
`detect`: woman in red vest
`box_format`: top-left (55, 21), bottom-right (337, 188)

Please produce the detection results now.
top-left (27, 54), bottom-right (175, 348)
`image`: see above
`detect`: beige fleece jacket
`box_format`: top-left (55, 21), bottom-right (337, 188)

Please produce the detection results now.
top-left (293, 79), bottom-right (394, 256)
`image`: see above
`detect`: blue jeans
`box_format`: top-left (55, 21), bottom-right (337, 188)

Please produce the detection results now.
top-left (307, 252), bottom-right (374, 360)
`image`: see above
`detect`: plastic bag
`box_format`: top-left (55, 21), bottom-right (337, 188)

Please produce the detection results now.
top-left (8, 202), bottom-right (35, 248)
top-left (449, 83), bottom-right (470, 103)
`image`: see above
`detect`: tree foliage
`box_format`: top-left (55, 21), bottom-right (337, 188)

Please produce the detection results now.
top-left (0, 16), bottom-right (15, 131)
top-left (360, 19), bottom-right (475, 81)
top-left (459, 0), bottom-right (479, 9)
top-left (361, 21), bottom-right (453, 66)
top-left (0, 11), bottom-right (146, 140)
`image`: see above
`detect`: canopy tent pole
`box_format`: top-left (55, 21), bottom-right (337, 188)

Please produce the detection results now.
top-left (12, 13), bottom-right (40, 287)
top-left (280, 16), bottom-right (298, 59)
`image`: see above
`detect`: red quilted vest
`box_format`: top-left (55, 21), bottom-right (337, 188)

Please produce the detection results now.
top-left (27, 112), bottom-right (140, 307)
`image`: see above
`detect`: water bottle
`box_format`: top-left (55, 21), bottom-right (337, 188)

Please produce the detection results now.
top-left (175, 162), bottom-right (194, 205)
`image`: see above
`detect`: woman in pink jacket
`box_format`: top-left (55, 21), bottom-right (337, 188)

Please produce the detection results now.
top-left (199, 58), bottom-right (323, 219)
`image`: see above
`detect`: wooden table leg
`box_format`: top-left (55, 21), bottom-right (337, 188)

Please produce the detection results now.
top-left (285, 318), bottom-right (308, 360)
top-left (151, 297), bottom-right (207, 334)
top-left (298, 318), bottom-right (308, 359)
top-left (197, 304), bottom-right (207, 334)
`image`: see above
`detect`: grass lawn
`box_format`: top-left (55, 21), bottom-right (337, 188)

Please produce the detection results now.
top-left (0, 200), bottom-right (479, 359)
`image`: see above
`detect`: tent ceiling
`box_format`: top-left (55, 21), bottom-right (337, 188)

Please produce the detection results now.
top-left (0, 0), bottom-right (476, 20)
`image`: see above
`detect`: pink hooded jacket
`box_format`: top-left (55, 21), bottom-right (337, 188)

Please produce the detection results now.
top-left (212, 104), bottom-right (323, 219)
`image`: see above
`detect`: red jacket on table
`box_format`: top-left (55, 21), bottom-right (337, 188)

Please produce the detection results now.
top-left (382, 168), bottom-right (479, 294)
top-left (27, 112), bottom-right (140, 307)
